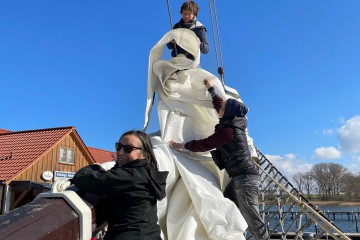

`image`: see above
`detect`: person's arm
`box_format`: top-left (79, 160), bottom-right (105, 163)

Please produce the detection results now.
top-left (197, 27), bottom-right (209, 54)
top-left (203, 78), bottom-right (224, 113)
top-left (169, 125), bottom-right (233, 152)
top-left (185, 125), bottom-right (233, 152)
top-left (167, 22), bottom-right (180, 50)
top-left (72, 165), bottom-right (136, 196)
top-left (208, 87), bottom-right (223, 113)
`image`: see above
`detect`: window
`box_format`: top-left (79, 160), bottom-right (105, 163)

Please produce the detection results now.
top-left (67, 148), bottom-right (74, 163)
top-left (59, 146), bottom-right (75, 164)
top-left (60, 147), bottom-right (66, 162)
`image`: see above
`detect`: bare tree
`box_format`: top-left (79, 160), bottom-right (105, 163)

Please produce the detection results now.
top-left (302, 171), bottom-right (315, 198)
top-left (293, 172), bottom-right (304, 193)
top-left (311, 163), bottom-right (348, 199)
top-left (311, 163), bottom-right (329, 198)
top-left (292, 171), bottom-right (315, 198)
top-left (354, 173), bottom-right (360, 199)
top-left (328, 163), bottom-right (348, 196)
top-left (342, 172), bottom-right (360, 200)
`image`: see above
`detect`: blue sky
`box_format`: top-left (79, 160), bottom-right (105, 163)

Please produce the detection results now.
top-left (1, 1), bottom-right (360, 178)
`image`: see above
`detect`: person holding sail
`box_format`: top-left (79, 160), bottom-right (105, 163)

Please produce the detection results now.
top-left (167, 1), bottom-right (209, 60)
top-left (169, 78), bottom-right (269, 240)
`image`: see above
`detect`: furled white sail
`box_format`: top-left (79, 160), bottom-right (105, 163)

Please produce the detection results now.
top-left (144, 28), bottom-right (256, 240)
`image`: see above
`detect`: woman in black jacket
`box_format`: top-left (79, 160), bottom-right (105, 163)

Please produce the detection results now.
top-left (73, 130), bottom-right (168, 240)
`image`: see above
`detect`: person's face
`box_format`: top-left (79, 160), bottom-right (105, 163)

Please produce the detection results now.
top-left (116, 134), bottom-right (145, 166)
top-left (219, 101), bottom-right (227, 118)
top-left (181, 9), bottom-right (194, 23)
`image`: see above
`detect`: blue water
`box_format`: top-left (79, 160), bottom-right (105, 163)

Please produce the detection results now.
top-left (265, 205), bottom-right (360, 233)
top-left (318, 206), bottom-right (360, 233)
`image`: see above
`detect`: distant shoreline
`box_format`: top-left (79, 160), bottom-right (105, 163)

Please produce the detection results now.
top-left (310, 201), bottom-right (360, 206)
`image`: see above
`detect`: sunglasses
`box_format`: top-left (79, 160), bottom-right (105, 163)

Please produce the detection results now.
top-left (115, 142), bottom-right (143, 154)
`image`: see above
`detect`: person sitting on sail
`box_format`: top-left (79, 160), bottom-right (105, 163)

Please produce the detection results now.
top-left (167, 1), bottom-right (209, 60)
top-left (169, 78), bottom-right (269, 240)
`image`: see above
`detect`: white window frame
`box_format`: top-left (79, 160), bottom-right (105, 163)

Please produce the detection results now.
top-left (59, 146), bottom-right (75, 164)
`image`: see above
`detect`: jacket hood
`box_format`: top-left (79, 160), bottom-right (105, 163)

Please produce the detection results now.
top-left (147, 169), bottom-right (168, 200)
top-left (120, 160), bottom-right (168, 200)
top-left (222, 99), bottom-right (248, 121)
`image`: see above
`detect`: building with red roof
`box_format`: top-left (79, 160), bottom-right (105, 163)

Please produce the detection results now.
top-left (88, 146), bottom-right (116, 164)
top-left (0, 129), bottom-right (12, 134)
top-left (0, 126), bottom-right (97, 214)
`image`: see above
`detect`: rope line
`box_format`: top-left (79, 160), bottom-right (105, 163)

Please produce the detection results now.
top-left (208, 0), bottom-right (220, 69)
top-left (166, 0), bottom-right (174, 29)
top-left (166, 0), bottom-right (177, 55)
top-left (212, 0), bottom-right (224, 67)
top-left (208, 0), bottom-right (225, 86)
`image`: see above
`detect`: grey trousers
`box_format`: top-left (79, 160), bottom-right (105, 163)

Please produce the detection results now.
top-left (224, 175), bottom-right (269, 240)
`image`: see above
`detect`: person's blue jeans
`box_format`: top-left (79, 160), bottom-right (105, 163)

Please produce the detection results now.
top-left (224, 175), bottom-right (269, 240)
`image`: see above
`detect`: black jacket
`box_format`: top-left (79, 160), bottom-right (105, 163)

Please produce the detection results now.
top-left (167, 19), bottom-right (209, 60)
top-left (216, 117), bottom-right (257, 178)
top-left (185, 87), bottom-right (257, 178)
top-left (73, 160), bottom-right (168, 240)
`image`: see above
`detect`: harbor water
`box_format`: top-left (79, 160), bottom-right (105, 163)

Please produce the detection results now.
top-left (265, 205), bottom-right (360, 233)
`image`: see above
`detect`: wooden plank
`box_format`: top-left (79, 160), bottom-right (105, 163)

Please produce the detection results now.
top-left (11, 190), bottom-right (29, 209)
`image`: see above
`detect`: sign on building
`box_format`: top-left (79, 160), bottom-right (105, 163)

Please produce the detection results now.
top-left (54, 171), bottom-right (75, 181)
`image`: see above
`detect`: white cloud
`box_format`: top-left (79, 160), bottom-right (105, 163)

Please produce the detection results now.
top-left (321, 129), bottom-right (334, 135)
top-left (346, 154), bottom-right (360, 173)
top-left (337, 115), bottom-right (360, 153)
top-left (264, 153), bottom-right (313, 180)
top-left (284, 153), bottom-right (296, 160)
top-left (313, 147), bottom-right (341, 159)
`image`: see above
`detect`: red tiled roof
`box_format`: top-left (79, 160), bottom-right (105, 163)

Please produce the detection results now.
top-left (87, 147), bottom-right (115, 164)
top-left (0, 129), bottom-right (12, 134)
top-left (0, 127), bottom-right (74, 182)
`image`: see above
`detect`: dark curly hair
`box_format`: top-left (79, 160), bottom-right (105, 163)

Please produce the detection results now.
top-left (180, 1), bottom-right (199, 16)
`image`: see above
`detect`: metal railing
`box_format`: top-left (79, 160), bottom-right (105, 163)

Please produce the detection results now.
top-left (253, 148), bottom-right (351, 240)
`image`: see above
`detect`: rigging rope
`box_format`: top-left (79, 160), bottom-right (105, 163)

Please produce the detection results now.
top-left (166, 0), bottom-right (174, 29)
top-left (255, 148), bottom-right (350, 240)
top-left (208, 0), bottom-right (220, 68)
top-left (166, 0), bottom-right (177, 55)
top-left (208, 0), bottom-right (225, 84)
top-left (208, 0), bottom-right (223, 68)
top-left (213, 0), bottom-right (224, 68)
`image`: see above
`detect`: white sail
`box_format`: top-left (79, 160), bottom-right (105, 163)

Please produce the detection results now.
top-left (145, 28), bottom-right (252, 240)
